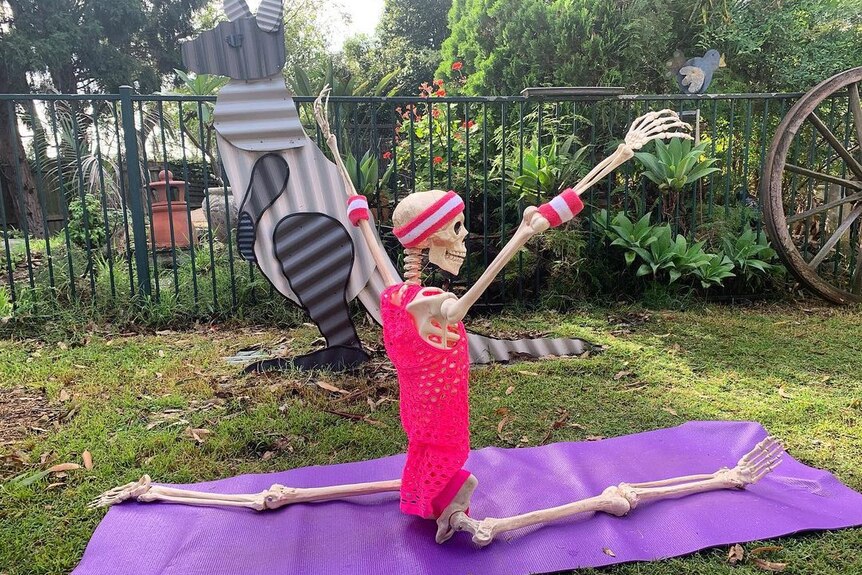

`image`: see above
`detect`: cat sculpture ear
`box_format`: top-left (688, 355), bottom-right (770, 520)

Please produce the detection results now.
top-left (255, 0), bottom-right (284, 32)
top-left (223, 0), bottom-right (252, 21)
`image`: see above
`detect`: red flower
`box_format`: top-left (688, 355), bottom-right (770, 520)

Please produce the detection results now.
top-left (382, 151), bottom-right (392, 160)
top-left (461, 119), bottom-right (475, 129)
top-left (432, 108), bottom-right (441, 119)
top-left (433, 156), bottom-right (443, 165)
top-left (435, 89), bottom-right (446, 97)
top-left (452, 61), bottom-right (463, 71)
top-left (434, 79), bottom-right (444, 86)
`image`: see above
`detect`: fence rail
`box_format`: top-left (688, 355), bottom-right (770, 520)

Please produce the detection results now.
top-left (0, 89), bottom-right (805, 319)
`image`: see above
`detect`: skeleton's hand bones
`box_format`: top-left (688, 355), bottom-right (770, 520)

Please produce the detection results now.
top-left (623, 109), bottom-right (693, 151)
top-left (406, 288), bottom-right (462, 347)
top-left (312, 85), bottom-right (334, 141)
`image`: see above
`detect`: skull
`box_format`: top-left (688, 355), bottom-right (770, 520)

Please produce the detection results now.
top-left (392, 189), bottom-right (469, 275)
top-left (428, 211), bottom-right (467, 275)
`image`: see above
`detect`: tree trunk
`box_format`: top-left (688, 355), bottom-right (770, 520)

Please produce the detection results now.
top-left (0, 66), bottom-right (45, 238)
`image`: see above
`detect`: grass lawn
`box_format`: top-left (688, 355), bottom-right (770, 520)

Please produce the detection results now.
top-left (1, 303), bottom-right (862, 574)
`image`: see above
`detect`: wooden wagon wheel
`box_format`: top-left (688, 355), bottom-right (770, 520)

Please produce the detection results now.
top-left (762, 67), bottom-right (862, 304)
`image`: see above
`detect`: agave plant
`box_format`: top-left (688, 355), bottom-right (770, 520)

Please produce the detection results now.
top-left (507, 134), bottom-right (590, 199)
top-left (635, 138), bottom-right (720, 231)
top-left (721, 226), bottom-right (778, 283)
top-left (291, 61), bottom-right (399, 98)
top-left (344, 149), bottom-right (393, 198)
top-left (635, 138), bottom-right (720, 194)
top-left (694, 253), bottom-right (736, 288)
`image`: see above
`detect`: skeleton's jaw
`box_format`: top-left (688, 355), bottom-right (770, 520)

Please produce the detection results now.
top-left (430, 248), bottom-right (466, 275)
top-left (444, 250), bottom-right (466, 268)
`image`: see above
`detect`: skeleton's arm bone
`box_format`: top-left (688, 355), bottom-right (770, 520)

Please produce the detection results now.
top-left (313, 87), bottom-right (397, 287)
top-left (440, 111), bottom-right (692, 324)
top-left (441, 146), bottom-right (631, 324)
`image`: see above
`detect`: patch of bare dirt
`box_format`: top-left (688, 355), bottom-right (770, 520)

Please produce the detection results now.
top-left (0, 386), bottom-right (58, 445)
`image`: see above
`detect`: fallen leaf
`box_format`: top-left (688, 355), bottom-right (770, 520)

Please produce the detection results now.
top-left (497, 414), bottom-right (514, 435)
top-left (602, 547), bottom-right (616, 557)
top-left (362, 415), bottom-right (388, 428)
top-left (314, 381), bottom-right (349, 394)
top-left (662, 407), bottom-right (678, 416)
top-left (505, 386), bottom-right (515, 395)
top-left (777, 387), bottom-right (792, 400)
top-left (46, 482), bottom-right (66, 490)
top-left (158, 349), bottom-right (165, 357)
top-left (261, 451), bottom-right (274, 461)
top-left (586, 435), bottom-right (605, 441)
top-left (57, 342), bottom-right (68, 350)
top-left (82, 450), bottom-right (93, 470)
top-left (727, 543), bottom-right (744, 565)
top-left (750, 546), bottom-right (787, 572)
top-left (59, 389), bottom-right (71, 402)
top-left (516, 370), bottom-right (539, 377)
top-left (73, 364), bottom-right (87, 370)
top-left (752, 558), bottom-right (787, 572)
top-left (184, 427), bottom-right (212, 443)
top-left (540, 410), bottom-right (569, 444)
top-left (47, 462), bottom-right (81, 473)
top-left (613, 370), bottom-right (632, 380)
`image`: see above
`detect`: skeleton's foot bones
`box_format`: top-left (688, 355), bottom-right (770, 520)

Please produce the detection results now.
top-left (448, 436), bottom-right (783, 547)
top-left (435, 474), bottom-right (479, 544)
top-left (90, 477), bottom-right (402, 511)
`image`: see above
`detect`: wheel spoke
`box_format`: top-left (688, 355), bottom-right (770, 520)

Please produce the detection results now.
top-left (850, 83), bottom-right (862, 163)
top-left (852, 239), bottom-right (862, 295)
top-left (808, 204), bottom-right (862, 269)
top-left (808, 112), bottom-right (862, 180)
top-left (786, 191), bottom-right (862, 224)
top-left (785, 163), bottom-right (862, 192)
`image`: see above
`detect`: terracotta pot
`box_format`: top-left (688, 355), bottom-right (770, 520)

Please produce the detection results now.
top-left (151, 201), bottom-right (192, 249)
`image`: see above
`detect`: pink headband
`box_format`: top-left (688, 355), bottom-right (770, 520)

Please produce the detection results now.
top-left (393, 191), bottom-right (465, 248)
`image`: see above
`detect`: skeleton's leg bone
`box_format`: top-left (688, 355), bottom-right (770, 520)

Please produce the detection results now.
top-left (91, 476), bottom-right (401, 511)
top-left (450, 438), bottom-right (783, 546)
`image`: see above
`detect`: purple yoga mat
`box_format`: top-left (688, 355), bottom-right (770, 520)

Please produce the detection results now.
top-left (73, 421), bottom-right (862, 575)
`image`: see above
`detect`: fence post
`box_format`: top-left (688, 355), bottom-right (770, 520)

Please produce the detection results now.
top-left (119, 86), bottom-right (152, 297)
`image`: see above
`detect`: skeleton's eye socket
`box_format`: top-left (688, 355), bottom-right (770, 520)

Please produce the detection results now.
top-left (454, 221), bottom-right (462, 234)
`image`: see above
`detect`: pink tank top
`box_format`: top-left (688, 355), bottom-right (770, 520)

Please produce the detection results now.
top-left (381, 283), bottom-right (471, 517)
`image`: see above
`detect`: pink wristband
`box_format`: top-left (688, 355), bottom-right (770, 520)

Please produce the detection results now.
top-left (537, 188), bottom-right (584, 227)
top-left (346, 195), bottom-right (370, 226)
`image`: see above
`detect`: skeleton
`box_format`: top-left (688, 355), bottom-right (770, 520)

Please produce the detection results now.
top-left (92, 102), bottom-right (784, 546)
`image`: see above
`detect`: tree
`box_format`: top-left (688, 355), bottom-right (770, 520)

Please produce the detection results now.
top-left (333, 0), bottom-right (452, 96)
top-left (437, 0), bottom-right (718, 95)
top-left (701, 0), bottom-right (862, 92)
top-left (436, 0), bottom-right (862, 95)
top-left (2, 0), bottom-right (209, 93)
top-left (0, 0), bottom-right (208, 238)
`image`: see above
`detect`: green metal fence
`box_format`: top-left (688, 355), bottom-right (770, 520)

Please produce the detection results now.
top-left (0, 89), bottom-right (803, 318)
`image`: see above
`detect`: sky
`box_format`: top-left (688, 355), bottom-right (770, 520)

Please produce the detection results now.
top-left (247, 0), bottom-right (385, 50)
